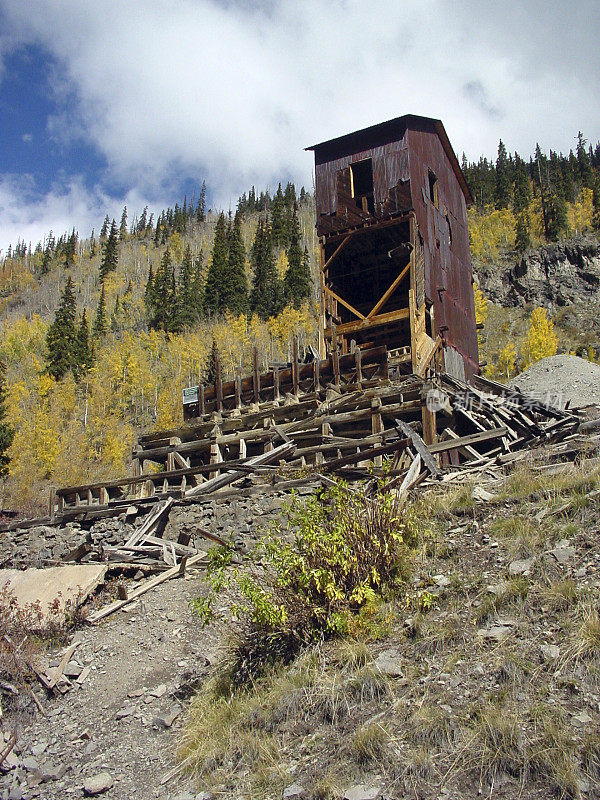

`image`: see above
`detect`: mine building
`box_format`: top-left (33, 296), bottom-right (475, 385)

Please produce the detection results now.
top-left (306, 113), bottom-right (479, 381)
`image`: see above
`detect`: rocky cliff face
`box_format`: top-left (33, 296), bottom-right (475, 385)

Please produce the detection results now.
top-left (475, 236), bottom-right (600, 309)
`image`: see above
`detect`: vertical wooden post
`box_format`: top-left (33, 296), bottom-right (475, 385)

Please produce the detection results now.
top-left (235, 370), bottom-right (242, 410)
top-left (318, 420), bottom-right (332, 464)
top-left (253, 347), bottom-right (260, 405)
top-left (273, 366), bottom-right (281, 404)
top-left (292, 337), bottom-right (300, 397)
top-left (331, 327), bottom-right (340, 389)
top-left (371, 396), bottom-right (383, 467)
top-left (199, 384), bottom-right (205, 416)
top-left (355, 346), bottom-right (363, 389)
top-left (210, 439), bottom-right (222, 480)
top-left (421, 384), bottom-right (437, 447)
top-left (215, 354), bottom-right (223, 413)
top-left (49, 488), bottom-right (56, 522)
top-left (264, 418), bottom-right (274, 453)
top-left (313, 358), bottom-right (321, 394)
top-left (239, 437), bottom-right (247, 460)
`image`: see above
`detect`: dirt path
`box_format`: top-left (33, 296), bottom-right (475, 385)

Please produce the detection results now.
top-left (2, 566), bottom-right (219, 800)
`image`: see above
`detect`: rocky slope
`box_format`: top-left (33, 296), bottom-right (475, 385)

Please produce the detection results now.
top-left (475, 236), bottom-right (600, 310)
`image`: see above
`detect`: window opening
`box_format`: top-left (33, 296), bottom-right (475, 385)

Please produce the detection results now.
top-left (350, 159), bottom-right (375, 214)
top-left (425, 299), bottom-right (434, 339)
top-left (428, 170), bottom-right (438, 207)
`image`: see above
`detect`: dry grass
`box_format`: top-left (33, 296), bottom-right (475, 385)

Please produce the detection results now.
top-left (475, 576), bottom-right (530, 624)
top-left (489, 515), bottom-right (547, 558)
top-left (350, 722), bottom-right (389, 764)
top-left (178, 459), bottom-right (600, 799)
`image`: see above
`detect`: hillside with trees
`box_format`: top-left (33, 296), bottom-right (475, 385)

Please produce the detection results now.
top-left (1, 133), bottom-right (600, 512)
top-left (0, 183), bottom-right (316, 511)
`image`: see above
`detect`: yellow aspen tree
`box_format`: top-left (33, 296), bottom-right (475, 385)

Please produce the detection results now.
top-left (521, 307), bottom-right (558, 367)
top-left (487, 341), bottom-right (517, 380)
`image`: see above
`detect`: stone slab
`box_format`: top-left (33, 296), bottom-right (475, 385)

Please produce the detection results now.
top-left (0, 564), bottom-right (107, 622)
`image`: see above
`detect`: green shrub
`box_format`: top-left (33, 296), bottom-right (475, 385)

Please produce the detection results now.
top-left (192, 481), bottom-right (416, 680)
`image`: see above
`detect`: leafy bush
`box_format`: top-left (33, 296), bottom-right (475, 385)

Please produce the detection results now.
top-left (193, 481), bottom-right (416, 680)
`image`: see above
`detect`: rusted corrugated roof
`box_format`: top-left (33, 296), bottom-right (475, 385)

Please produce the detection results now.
top-left (306, 114), bottom-right (473, 205)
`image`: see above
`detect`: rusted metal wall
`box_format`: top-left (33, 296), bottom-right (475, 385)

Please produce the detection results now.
top-left (314, 140), bottom-right (410, 218)
top-left (310, 116), bottom-right (478, 378)
top-left (405, 124), bottom-right (479, 378)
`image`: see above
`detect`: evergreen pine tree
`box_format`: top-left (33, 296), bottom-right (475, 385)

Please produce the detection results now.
top-left (64, 228), bottom-right (78, 267)
top-left (149, 250), bottom-right (173, 330)
top-left (177, 246), bottom-right (201, 328)
top-left (204, 338), bottom-right (219, 385)
top-left (249, 219), bottom-right (283, 320)
top-left (100, 215), bottom-right (110, 239)
top-left (90, 229), bottom-right (97, 258)
top-left (139, 206), bottom-right (148, 234)
top-left (270, 184), bottom-right (286, 247)
top-left (93, 286), bottom-right (107, 338)
top-left (203, 212), bottom-right (228, 315)
top-left (0, 360), bottom-right (14, 478)
top-left (74, 311), bottom-right (92, 379)
top-left (225, 210), bottom-right (248, 315)
top-left (46, 277), bottom-right (78, 380)
top-left (283, 205), bottom-right (311, 307)
top-left (119, 206), bottom-right (128, 239)
top-left (546, 189), bottom-right (568, 241)
top-left (513, 157), bottom-right (531, 215)
top-left (494, 140), bottom-right (511, 209)
top-left (99, 219), bottom-right (119, 280)
top-left (41, 231), bottom-right (54, 275)
top-left (515, 213), bottom-right (532, 253)
top-left (197, 181), bottom-right (206, 223)
top-left (144, 264), bottom-right (155, 317)
top-left (576, 132), bottom-right (593, 189)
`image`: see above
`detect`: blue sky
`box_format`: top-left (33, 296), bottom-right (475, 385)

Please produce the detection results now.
top-left (1, 0), bottom-right (599, 254)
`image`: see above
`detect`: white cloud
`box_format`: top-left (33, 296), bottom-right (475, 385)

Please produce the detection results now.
top-left (1, 0), bottom-right (599, 250)
top-left (0, 174), bottom-right (167, 254)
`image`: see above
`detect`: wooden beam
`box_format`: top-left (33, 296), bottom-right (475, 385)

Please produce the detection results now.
top-left (87, 551), bottom-right (208, 623)
top-left (323, 235), bottom-right (351, 274)
top-left (324, 286), bottom-right (365, 321)
top-left (366, 261), bottom-right (411, 319)
top-left (428, 426), bottom-right (508, 454)
top-left (185, 441), bottom-right (295, 498)
top-left (326, 307), bottom-right (410, 337)
top-left (215, 353), bottom-right (223, 413)
top-left (395, 418), bottom-right (442, 479)
top-left (355, 347), bottom-right (362, 390)
top-left (292, 337), bottom-right (300, 396)
top-left (252, 347), bottom-right (260, 404)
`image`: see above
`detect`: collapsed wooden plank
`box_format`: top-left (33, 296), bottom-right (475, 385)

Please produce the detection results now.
top-left (428, 427), bottom-right (508, 455)
top-left (396, 453), bottom-right (422, 499)
top-left (86, 551), bottom-right (207, 623)
top-left (395, 418), bottom-right (442, 479)
top-left (184, 441), bottom-right (296, 498)
top-left (48, 642), bottom-right (79, 690)
top-left (122, 497), bottom-right (173, 550)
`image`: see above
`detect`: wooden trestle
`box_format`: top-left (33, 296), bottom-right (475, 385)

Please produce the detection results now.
top-left (50, 344), bottom-right (581, 522)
